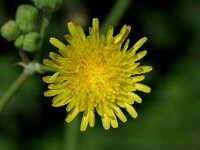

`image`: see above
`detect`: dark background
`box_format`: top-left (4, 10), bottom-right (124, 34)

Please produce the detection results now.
top-left (0, 0), bottom-right (200, 149)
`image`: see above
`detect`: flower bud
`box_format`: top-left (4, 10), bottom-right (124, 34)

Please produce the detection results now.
top-left (16, 5), bottom-right (39, 33)
top-left (32, 0), bottom-right (63, 13)
top-left (1, 20), bottom-right (21, 41)
top-left (14, 35), bottom-right (24, 49)
top-left (23, 32), bottom-right (40, 52)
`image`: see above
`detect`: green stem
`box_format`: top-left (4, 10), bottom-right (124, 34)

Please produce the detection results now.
top-left (100, 0), bottom-right (132, 34)
top-left (0, 72), bottom-right (29, 111)
top-left (34, 13), bottom-right (50, 61)
top-left (64, 118), bottom-right (79, 150)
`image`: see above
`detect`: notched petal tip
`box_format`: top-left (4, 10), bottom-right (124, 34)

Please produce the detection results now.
top-left (67, 22), bottom-right (75, 31)
top-left (42, 76), bottom-right (51, 83)
top-left (52, 102), bottom-right (64, 107)
top-left (43, 89), bottom-right (63, 97)
top-left (92, 18), bottom-right (99, 31)
top-left (142, 66), bottom-right (153, 73)
top-left (43, 59), bottom-right (51, 66)
top-left (114, 25), bottom-right (131, 44)
top-left (105, 26), bottom-right (114, 43)
top-left (42, 72), bottom-right (59, 84)
top-left (49, 52), bottom-right (64, 62)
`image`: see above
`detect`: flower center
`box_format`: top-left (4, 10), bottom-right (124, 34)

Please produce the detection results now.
top-left (83, 62), bottom-right (105, 87)
top-left (74, 52), bottom-right (110, 92)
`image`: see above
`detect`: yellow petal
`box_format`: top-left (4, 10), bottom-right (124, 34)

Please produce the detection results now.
top-left (122, 39), bottom-right (130, 52)
top-left (114, 25), bottom-right (131, 44)
top-left (58, 45), bottom-right (71, 58)
top-left (122, 97), bottom-right (134, 105)
top-left (112, 105), bottom-right (127, 122)
top-left (66, 99), bottom-right (78, 112)
top-left (131, 75), bottom-right (145, 82)
top-left (92, 18), bottom-right (99, 36)
top-left (44, 89), bottom-right (64, 97)
top-left (132, 37), bottom-right (147, 52)
top-left (110, 111), bottom-right (118, 128)
top-left (51, 90), bottom-right (71, 107)
top-left (88, 107), bottom-right (95, 127)
top-left (136, 50), bottom-right (147, 61)
top-left (89, 27), bottom-right (99, 44)
top-left (48, 82), bottom-right (68, 90)
top-left (80, 108), bottom-right (89, 131)
top-left (133, 66), bottom-right (153, 74)
top-left (42, 76), bottom-right (52, 83)
top-left (110, 118), bottom-right (118, 128)
top-left (51, 92), bottom-right (65, 104)
top-left (117, 101), bottom-right (125, 108)
top-left (105, 26), bottom-right (114, 43)
top-left (67, 22), bottom-right (79, 39)
top-left (76, 24), bottom-right (86, 41)
top-left (124, 103), bottom-right (138, 118)
top-left (49, 52), bottom-right (65, 62)
top-left (64, 35), bottom-right (72, 44)
top-left (79, 99), bottom-right (88, 112)
top-left (135, 83), bottom-right (151, 93)
top-left (65, 107), bottom-right (79, 123)
top-left (52, 95), bottom-right (73, 107)
top-left (128, 92), bottom-right (142, 103)
top-left (42, 72), bottom-right (59, 83)
top-left (43, 59), bottom-right (59, 69)
top-left (49, 37), bottom-right (67, 50)
top-left (141, 66), bottom-right (153, 73)
top-left (96, 104), bottom-right (102, 116)
top-left (101, 113), bottom-right (110, 130)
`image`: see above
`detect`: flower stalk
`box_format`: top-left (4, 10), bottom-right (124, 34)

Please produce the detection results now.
top-left (34, 13), bottom-right (50, 61)
top-left (0, 71), bottom-right (29, 112)
top-left (64, 117), bottom-right (79, 150)
top-left (100, 0), bottom-right (132, 33)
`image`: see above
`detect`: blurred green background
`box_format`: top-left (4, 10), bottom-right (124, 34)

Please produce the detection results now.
top-left (0, 0), bottom-right (200, 150)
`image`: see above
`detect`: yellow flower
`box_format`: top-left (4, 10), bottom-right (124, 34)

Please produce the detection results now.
top-left (43, 18), bottom-right (152, 131)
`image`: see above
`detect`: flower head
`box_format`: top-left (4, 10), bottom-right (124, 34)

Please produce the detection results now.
top-left (43, 18), bottom-right (152, 131)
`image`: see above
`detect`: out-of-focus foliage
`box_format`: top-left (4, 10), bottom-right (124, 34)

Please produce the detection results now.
top-left (0, 0), bottom-right (200, 150)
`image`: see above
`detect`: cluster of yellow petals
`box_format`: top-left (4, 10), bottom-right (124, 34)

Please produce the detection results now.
top-left (43, 18), bottom-right (152, 131)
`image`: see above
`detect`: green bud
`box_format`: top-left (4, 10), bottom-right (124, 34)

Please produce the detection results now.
top-left (23, 32), bottom-right (40, 52)
top-left (16, 5), bottom-right (39, 33)
top-left (1, 20), bottom-right (21, 41)
top-left (14, 35), bottom-right (24, 49)
top-left (32, 0), bottom-right (63, 13)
